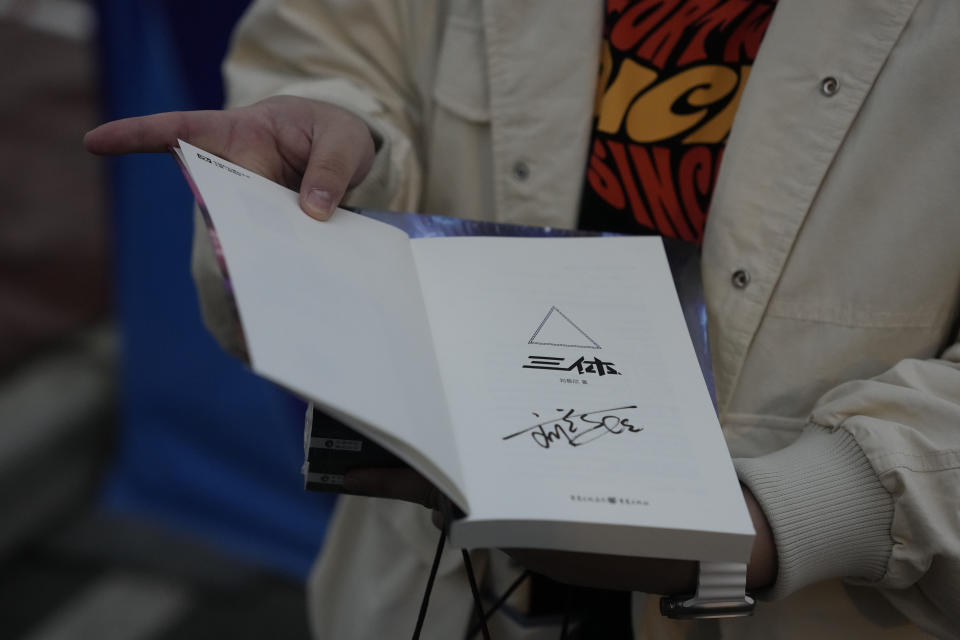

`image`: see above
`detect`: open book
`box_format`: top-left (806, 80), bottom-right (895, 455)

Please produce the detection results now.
top-left (175, 140), bottom-right (754, 564)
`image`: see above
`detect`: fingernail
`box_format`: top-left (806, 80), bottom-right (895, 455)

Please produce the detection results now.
top-left (304, 189), bottom-right (334, 219)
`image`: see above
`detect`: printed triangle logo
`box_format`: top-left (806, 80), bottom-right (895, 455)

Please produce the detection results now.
top-left (528, 306), bottom-right (601, 349)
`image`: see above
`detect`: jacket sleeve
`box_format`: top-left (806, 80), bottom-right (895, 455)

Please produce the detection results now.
top-left (735, 331), bottom-right (960, 637)
top-left (191, 0), bottom-right (436, 356)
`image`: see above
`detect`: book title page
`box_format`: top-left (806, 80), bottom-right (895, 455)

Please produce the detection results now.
top-left (412, 236), bottom-right (753, 559)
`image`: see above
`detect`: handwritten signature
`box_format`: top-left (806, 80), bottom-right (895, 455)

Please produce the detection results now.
top-left (501, 406), bottom-right (643, 449)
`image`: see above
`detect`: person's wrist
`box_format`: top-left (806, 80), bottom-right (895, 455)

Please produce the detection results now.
top-left (743, 484), bottom-right (777, 591)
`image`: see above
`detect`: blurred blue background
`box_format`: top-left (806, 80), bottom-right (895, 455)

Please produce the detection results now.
top-left (0, 2), bottom-right (335, 637)
top-left (95, 0), bottom-right (335, 581)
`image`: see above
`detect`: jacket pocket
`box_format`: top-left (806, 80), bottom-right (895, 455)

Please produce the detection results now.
top-left (433, 14), bottom-right (490, 123)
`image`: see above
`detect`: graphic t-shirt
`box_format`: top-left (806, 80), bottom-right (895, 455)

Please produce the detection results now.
top-left (579, 0), bottom-right (777, 243)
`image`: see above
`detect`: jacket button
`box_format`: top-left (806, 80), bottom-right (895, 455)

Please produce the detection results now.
top-left (731, 269), bottom-right (751, 289)
top-left (820, 76), bottom-right (840, 96)
top-left (512, 160), bottom-right (530, 181)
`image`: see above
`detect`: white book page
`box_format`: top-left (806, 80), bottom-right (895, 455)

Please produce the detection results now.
top-left (178, 141), bottom-right (467, 508)
top-left (412, 236), bottom-right (753, 558)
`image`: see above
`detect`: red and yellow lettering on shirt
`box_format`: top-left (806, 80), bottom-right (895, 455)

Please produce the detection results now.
top-left (579, 0), bottom-right (776, 243)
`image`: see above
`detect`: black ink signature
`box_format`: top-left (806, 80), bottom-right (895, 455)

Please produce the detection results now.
top-left (501, 406), bottom-right (643, 449)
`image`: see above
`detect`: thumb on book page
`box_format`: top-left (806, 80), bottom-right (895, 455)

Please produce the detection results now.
top-left (298, 113), bottom-right (375, 221)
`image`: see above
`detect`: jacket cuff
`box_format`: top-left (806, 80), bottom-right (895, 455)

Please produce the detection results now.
top-left (734, 426), bottom-right (894, 600)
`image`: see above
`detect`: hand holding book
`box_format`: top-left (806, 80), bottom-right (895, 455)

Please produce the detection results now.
top-left (85, 135), bottom-right (765, 621)
top-left (344, 465), bottom-right (777, 594)
top-left (84, 95), bottom-right (375, 221)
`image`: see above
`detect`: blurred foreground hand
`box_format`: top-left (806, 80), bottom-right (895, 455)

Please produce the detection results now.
top-left (84, 96), bottom-right (376, 220)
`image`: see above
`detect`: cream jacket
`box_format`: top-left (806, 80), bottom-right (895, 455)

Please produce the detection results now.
top-left (191, 0), bottom-right (960, 637)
